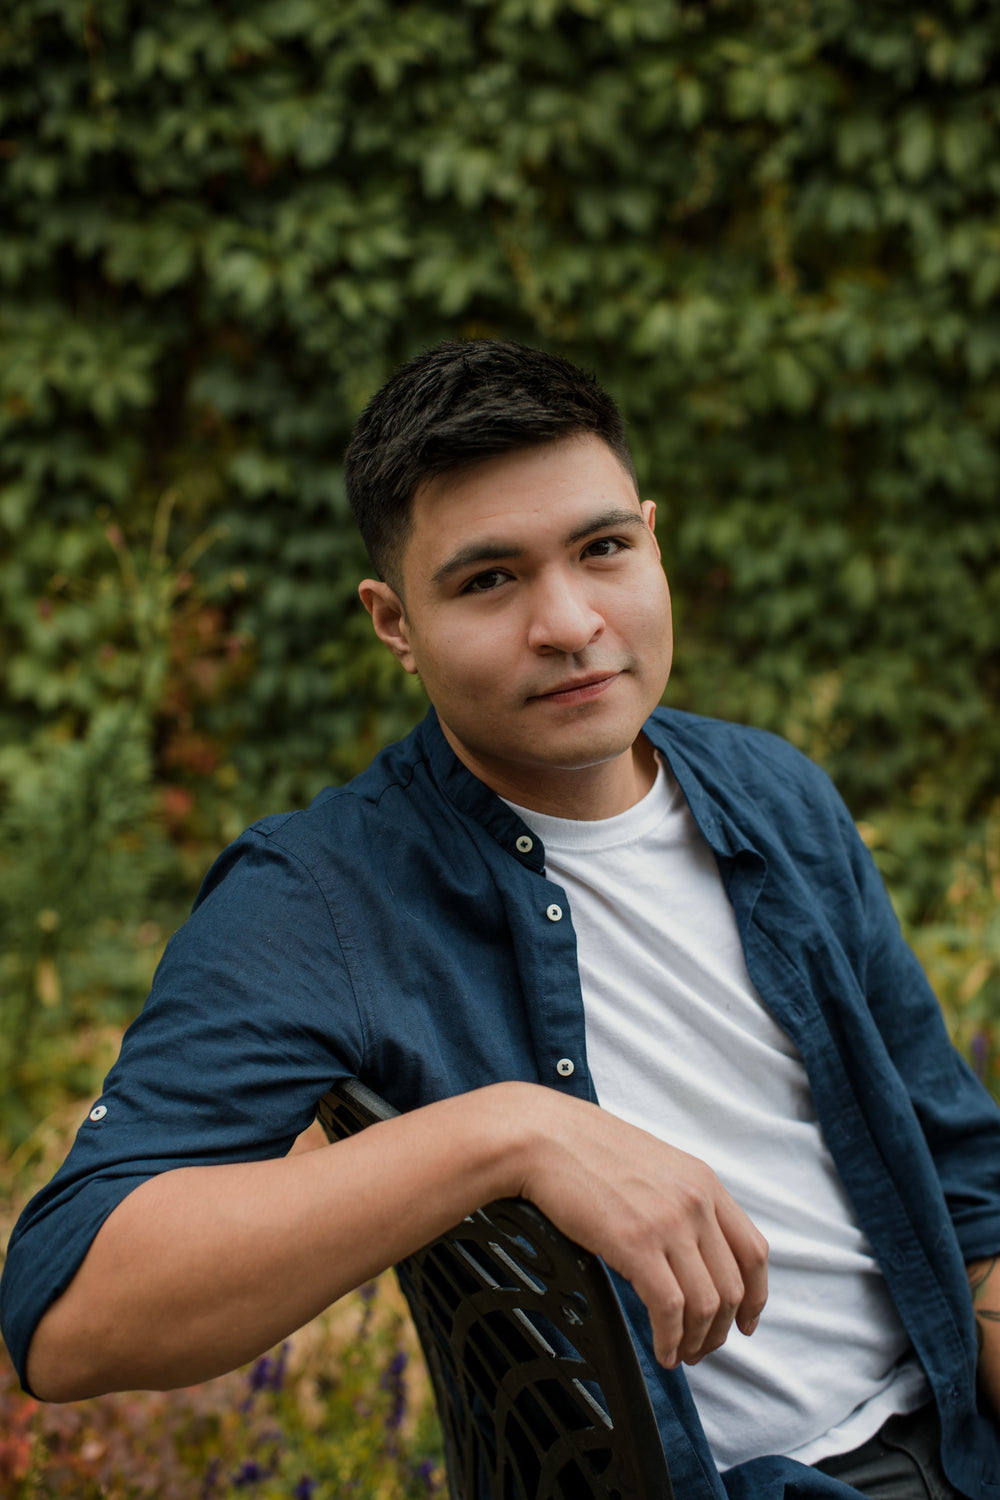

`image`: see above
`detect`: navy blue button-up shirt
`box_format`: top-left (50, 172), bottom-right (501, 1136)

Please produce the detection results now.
top-left (4, 706), bottom-right (1000, 1497)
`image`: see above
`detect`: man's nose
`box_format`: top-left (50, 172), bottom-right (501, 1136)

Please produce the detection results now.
top-left (526, 575), bottom-right (604, 654)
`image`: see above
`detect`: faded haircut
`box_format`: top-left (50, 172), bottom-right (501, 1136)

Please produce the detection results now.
top-left (344, 339), bottom-right (637, 590)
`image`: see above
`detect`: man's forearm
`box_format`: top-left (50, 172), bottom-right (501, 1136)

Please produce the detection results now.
top-left (25, 1082), bottom-right (768, 1401)
top-left (968, 1256), bottom-right (1000, 1421)
top-left (26, 1085), bottom-right (529, 1400)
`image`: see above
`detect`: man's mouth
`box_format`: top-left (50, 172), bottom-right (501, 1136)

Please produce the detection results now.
top-left (529, 672), bottom-right (621, 705)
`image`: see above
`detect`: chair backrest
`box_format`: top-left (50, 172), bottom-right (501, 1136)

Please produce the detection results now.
top-left (317, 1079), bottom-right (674, 1500)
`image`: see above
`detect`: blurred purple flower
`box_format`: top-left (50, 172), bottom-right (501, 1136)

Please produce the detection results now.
top-left (231, 1459), bottom-right (264, 1487)
top-left (243, 1340), bottom-right (292, 1408)
top-left (292, 1478), bottom-right (316, 1500)
top-left (357, 1280), bottom-right (378, 1341)
top-left (271, 1341), bottom-right (291, 1391)
top-left (247, 1355), bottom-right (274, 1394)
top-left (381, 1348), bottom-right (409, 1434)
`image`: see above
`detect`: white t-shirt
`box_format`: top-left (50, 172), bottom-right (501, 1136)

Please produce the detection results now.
top-left (504, 757), bottom-right (929, 1469)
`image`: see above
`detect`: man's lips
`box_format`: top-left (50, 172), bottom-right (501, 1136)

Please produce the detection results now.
top-left (528, 672), bottom-right (622, 705)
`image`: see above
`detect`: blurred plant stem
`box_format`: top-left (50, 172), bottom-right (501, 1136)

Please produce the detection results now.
top-left (907, 804), bottom-right (1000, 1092)
top-left (0, 499), bottom-right (226, 1148)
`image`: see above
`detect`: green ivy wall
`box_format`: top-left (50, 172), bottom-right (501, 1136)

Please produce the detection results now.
top-left (2, 0), bottom-right (999, 1131)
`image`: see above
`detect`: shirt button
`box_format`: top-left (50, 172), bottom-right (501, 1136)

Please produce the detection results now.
top-left (546, 903), bottom-right (563, 922)
top-left (89, 1104), bottom-right (108, 1122)
top-left (556, 1058), bottom-right (575, 1077)
top-left (515, 835), bottom-right (534, 854)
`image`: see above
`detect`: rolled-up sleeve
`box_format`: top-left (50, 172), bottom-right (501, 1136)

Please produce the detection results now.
top-left (1, 819), bottom-right (366, 1390)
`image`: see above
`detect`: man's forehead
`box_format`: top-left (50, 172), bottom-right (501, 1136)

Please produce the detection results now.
top-left (412, 432), bottom-right (635, 502)
top-left (412, 434), bottom-right (637, 528)
top-left (395, 433), bottom-right (643, 592)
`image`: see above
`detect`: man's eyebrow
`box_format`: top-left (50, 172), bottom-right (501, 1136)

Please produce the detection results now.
top-left (432, 508), bottom-right (647, 585)
top-left (432, 540), bottom-right (524, 584)
top-left (563, 508), bottom-right (648, 546)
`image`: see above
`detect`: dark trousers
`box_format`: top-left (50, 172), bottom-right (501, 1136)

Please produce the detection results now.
top-left (813, 1405), bottom-right (969, 1500)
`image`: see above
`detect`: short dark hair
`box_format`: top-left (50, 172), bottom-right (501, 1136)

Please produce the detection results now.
top-left (344, 338), bottom-right (637, 589)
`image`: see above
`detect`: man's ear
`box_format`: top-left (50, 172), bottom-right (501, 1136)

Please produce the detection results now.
top-left (641, 499), bottom-right (661, 559)
top-left (358, 579), bottom-right (418, 674)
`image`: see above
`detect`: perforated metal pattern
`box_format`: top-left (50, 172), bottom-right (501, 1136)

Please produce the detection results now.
top-left (317, 1080), bottom-right (673, 1500)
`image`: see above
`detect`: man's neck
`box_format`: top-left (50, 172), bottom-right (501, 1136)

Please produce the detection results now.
top-left (441, 728), bottom-right (658, 821)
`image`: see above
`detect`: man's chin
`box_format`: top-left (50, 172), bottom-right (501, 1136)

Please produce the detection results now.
top-left (508, 738), bottom-right (643, 778)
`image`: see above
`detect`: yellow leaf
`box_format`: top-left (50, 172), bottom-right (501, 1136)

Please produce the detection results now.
top-left (35, 958), bottom-right (62, 1008)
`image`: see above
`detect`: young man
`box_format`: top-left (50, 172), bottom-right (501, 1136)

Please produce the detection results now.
top-left (3, 340), bottom-right (999, 1498)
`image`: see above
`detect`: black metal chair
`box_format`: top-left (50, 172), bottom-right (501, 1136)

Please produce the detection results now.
top-left (317, 1079), bottom-right (674, 1500)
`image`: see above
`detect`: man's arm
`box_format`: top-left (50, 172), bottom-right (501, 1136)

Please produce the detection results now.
top-left (968, 1257), bottom-right (1000, 1421)
top-left (25, 1082), bottom-right (767, 1400)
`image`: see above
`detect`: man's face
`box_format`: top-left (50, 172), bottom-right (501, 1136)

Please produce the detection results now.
top-left (360, 434), bottom-right (673, 818)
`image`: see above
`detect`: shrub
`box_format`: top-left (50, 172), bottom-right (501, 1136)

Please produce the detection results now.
top-left (1, 0), bottom-right (997, 928)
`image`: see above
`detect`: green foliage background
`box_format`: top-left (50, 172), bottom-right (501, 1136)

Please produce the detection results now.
top-left (1, 0), bottom-right (999, 1141)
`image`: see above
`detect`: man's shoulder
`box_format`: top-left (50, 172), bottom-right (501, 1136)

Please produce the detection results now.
top-left (250, 722), bottom-right (435, 850)
top-left (192, 718), bottom-right (443, 908)
top-left (646, 705), bottom-right (830, 788)
top-left (644, 705), bottom-right (853, 851)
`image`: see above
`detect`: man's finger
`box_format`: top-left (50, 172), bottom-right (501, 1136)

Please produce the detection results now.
top-left (634, 1259), bottom-right (686, 1369)
top-left (668, 1232), bottom-right (745, 1363)
top-left (720, 1201), bottom-right (769, 1332)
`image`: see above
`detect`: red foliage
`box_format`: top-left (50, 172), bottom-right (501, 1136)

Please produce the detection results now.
top-left (0, 1385), bottom-right (37, 1483)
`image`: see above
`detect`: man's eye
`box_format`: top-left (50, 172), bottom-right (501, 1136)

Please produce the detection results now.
top-left (463, 569), bottom-right (509, 594)
top-left (584, 537), bottom-right (628, 558)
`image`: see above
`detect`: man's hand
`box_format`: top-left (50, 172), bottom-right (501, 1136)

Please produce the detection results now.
top-left (968, 1256), bottom-right (1000, 1422)
top-left (514, 1088), bottom-right (768, 1370)
top-left (26, 1080), bottom-right (766, 1399)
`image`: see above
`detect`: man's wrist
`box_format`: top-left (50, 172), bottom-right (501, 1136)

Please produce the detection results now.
top-left (968, 1255), bottom-right (1000, 1422)
top-left (969, 1257), bottom-right (1000, 1339)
